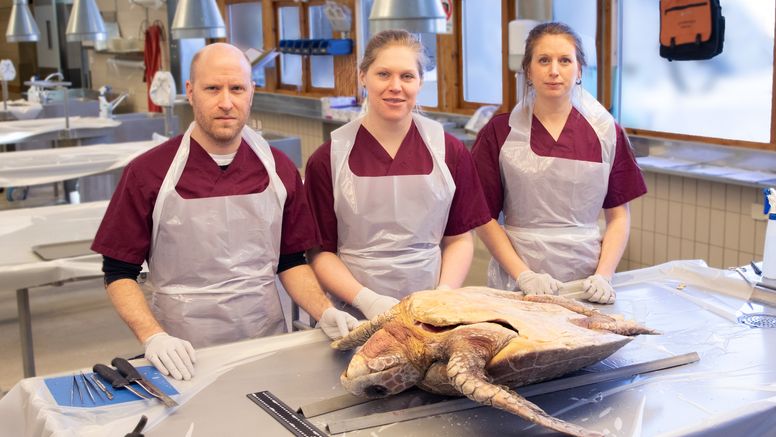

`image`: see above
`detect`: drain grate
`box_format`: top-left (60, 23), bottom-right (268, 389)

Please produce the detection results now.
top-left (738, 313), bottom-right (776, 328)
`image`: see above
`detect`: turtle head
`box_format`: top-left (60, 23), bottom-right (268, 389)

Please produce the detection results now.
top-left (341, 329), bottom-right (422, 398)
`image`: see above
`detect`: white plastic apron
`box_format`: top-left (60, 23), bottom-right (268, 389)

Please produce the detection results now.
top-left (146, 122), bottom-right (288, 348)
top-left (331, 113), bottom-right (455, 315)
top-left (489, 88), bottom-right (617, 288)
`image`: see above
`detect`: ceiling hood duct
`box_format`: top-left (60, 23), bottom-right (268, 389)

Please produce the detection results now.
top-left (369, 0), bottom-right (446, 34)
top-left (171, 0), bottom-right (226, 39)
top-left (6, 0), bottom-right (40, 43)
top-left (65, 0), bottom-right (107, 42)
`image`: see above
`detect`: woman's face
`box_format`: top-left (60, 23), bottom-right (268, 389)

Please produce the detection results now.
top-left (527, 34), bottom-right (582, 102)
top-left (360, 45), bottom-right (422, 123)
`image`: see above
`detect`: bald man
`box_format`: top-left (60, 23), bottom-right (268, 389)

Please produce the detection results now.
top-left (92, 43), bottom-right (358, 380)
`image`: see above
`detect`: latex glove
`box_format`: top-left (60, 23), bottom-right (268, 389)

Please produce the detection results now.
top-left (144, 332), bottom-right (196, 380)
top-left (318, 307), bottom-right (361, 339)
top-left (517, 270), bottom-right (562, 295)
top-left (352, 287), bottom-right (399, 320)
top-left (582, 274), bottom-right (616, 304)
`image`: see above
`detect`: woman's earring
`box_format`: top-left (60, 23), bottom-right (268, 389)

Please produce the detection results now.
top-left (576, 78), bottom-right (582, 85)
top-left (526, 79), bottom-right (533, 87)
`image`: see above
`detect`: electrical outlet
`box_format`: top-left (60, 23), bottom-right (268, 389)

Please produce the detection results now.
top-left (752, 203), bottom-right (767, 221)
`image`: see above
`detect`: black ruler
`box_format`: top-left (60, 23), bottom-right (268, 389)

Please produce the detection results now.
top-left (247, 391), bottom-right (328, 437)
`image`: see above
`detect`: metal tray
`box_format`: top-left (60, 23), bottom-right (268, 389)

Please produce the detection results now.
top-left (32, 240), bottom-right (95, 260)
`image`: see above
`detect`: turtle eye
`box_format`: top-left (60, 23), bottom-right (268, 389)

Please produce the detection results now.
top-left (364, 385), bottom-right (389, 397)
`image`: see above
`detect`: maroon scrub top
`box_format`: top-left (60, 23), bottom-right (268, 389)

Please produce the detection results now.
top-left (471, 110), bottom-right (648, 219)
top-left (305, 122), bottom-right (491, 253)
top-left (92, 135), bottom-right (320, 265)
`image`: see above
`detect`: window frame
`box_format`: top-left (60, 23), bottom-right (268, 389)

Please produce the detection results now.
top-left (603, 0), bottom-right (776, 151)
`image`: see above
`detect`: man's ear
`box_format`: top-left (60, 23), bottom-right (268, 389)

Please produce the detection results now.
top-left (185, 80), bottom-right (193, 105)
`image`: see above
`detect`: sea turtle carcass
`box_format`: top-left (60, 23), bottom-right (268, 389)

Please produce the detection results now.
top-left (332, 287), bottom-right (657, 437)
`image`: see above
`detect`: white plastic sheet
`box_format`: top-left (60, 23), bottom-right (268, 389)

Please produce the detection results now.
top-left (0, 329), bottom-right (327, 437)
top-left (0, 140), bottom-right (158, 187)
top-left (0, 201), bottom-right (108, 291)
top-left (0, 117), bottom-right (121, 145)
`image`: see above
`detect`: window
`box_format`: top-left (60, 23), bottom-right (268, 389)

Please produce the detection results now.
top-left (308, 5), bottom-right (335, 89)
top-left (227, 1), bottom-right (265, 86)
top-left (621, 0), bottom-right (775, 143)
top-left (552, 0), bottom-right (597, 98)
top-left (274, 0), bottom-right (336, 92)
top-left (417, 33), bottom-right (439, 108)
top-left (278, 5), bottom-right (303, 88)
top-left (461, 0), bottom-right (502, 104)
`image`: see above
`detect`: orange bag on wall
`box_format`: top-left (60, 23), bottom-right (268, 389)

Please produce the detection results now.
top-left (659, 0), bottom-right (725, 61)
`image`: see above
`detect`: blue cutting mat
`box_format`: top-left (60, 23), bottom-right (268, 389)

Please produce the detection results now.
top-left (44, 366), bottom-right (179, 407)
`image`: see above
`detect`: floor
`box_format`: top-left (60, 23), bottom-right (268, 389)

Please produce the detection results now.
top-left (0, 181), bottom-right (492, 396)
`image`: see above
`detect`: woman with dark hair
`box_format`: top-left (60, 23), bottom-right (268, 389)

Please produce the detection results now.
top-left (472, 22), bottom-right (647, 304)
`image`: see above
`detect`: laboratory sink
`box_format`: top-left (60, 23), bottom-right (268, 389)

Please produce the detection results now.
top-left (111, 112), bottom-right (166, 122)
top-left (262, 130), bottom-right (302, 168)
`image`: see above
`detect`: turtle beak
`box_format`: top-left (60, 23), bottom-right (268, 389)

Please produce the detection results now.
top-left (341, 355), bottom-right (421, 398)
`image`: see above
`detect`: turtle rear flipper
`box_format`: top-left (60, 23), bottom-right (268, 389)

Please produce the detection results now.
top-left (444, 325), bottom-right (603, 437)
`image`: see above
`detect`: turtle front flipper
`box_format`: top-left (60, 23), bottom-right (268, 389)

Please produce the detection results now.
top-left (444, 324), bottom-right (603, 437)
top-left (331, 306), bottom-right (399, 350)
top-left (524, 294), bottom-right (659, 336)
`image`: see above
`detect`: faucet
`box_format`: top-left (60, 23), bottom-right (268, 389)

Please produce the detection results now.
top-left (98, 86), bottom-right (129, 118)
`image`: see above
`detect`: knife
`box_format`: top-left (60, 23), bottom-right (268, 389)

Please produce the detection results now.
top-left (111, 357), bottom-right (179, 407)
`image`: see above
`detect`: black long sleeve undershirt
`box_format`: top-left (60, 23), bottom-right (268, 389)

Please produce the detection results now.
top-left (102, 252), bottom-right (308, 286)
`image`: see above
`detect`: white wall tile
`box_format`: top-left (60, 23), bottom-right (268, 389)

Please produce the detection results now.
top-left (726, 184), bottom-right (743, 213)
top-left (630, 197), bottom-right (643, 230)
top-left (724, 211), bottom-right (740, 250)
top-left (682, 178), bottom-right (697, 205)
top-left (694, 242), bottom-right (709, 262)
top-left (641, 231), bottom-right (655, 265)
top-left (711, 182), bottom-right (726, 210)
top-left (654, 233), bottom-right (668, 264)
top-left (628, 229), bottom-right (642, 262)
top-left (669, 175), bottom-right (683, 202)
top-left (655, 173), bottom-right (670, 200)
top-left (681, 239), bottom-right (694, 259)
top-left (696, 180), bottom-right (711, 208)
top-left (708, 245), bottom-right (724, 268)
top-left (681, 203), bottom-right (696, 240)
top-left (668, 201), bottom-right (682, 238)
top-left (739, 215), bottom-right (756, 253)
top-left (642, 197), bottom-right (656, 232)
top-left (655, 199), bottom-right (668, 234)
top-left (695, 206), bottom-right (710, 244)
top-left (723, 248), bottom-right (739, 268)
top-left (667, 236), bottom-right (681, 261)
top-left (709, 209), bottom-right (725, 247)
top-left (643, 172), bottom-right (656, 197)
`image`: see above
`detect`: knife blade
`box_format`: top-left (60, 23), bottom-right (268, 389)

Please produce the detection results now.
top-left (111, 357), bottom-right (178, 407)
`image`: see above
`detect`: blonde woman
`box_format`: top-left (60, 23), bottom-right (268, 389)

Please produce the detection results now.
top-left (305, 30), bottom-right (491, 319)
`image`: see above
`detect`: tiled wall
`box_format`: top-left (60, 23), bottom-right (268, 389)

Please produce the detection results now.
top-left (621, 172), bottom-right (769, 271)
top-left (251, 111), bottom-right (326, 169)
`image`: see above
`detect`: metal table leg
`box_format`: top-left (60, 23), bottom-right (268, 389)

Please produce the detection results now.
top-left (16, 288), bottom-right (36, 377)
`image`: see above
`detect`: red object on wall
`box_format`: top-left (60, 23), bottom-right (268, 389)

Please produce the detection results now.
top-left (144, 24), bottom-right (163, 112)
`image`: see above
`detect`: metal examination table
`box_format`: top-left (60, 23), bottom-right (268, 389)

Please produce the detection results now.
top-left (0, 201), bottom-right (108, 377)
top-left (1, 260), bottom-right (776, 436)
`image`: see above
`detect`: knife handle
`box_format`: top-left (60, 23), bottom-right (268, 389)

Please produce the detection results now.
top-left (111, 357), bottom-right (142, 383)
top-left (93, 364), bottom-right (130, 389)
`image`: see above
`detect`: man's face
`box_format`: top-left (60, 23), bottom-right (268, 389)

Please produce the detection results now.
top-left (186, 48), bottom-right (253, 148)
